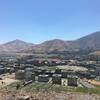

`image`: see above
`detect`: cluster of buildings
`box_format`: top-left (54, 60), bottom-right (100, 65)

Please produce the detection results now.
top-left (14, 58), bottom-right (100, 87)
top-left (0, 55), bottom-right (100, 87)
top-left (15, 66), bottom-right (78, 87)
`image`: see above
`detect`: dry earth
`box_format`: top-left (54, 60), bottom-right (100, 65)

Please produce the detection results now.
top-left (0, 73), bottom-right (18, 89)
top-left (0, 90), bottom-right (100, 100)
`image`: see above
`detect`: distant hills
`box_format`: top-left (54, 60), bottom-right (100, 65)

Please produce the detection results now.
top-left (0, 39), bottom-right (34, 53)
top-left (22, 31), bottom-right (100, 54)
top-left (76, 31), bottom-right (100, 51)
top-left (0, 31), bottom-right (100, 54)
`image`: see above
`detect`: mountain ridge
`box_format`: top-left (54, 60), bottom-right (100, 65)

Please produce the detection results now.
top-left (0, 39), bottom-right (34, 53)
top-left (0, 31), bottom-right (100, 53)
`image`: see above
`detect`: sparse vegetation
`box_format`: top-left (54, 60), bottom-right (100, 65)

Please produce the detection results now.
top-left (5, 82), bottom-right (100, 94)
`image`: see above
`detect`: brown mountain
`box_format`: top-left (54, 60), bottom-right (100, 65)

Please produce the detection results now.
top-left (23, 31), bottom-right (100, 53)
top-left (0, 31), bottom-right (100, 54)
top-left (76, 31), bottom-right (100, 51)
top-left (30, 39), bottom-right (72, 53)
top-left (0, 39), bottom-right (34, 53)
top-left (23, 39), bottom-right (79, 53)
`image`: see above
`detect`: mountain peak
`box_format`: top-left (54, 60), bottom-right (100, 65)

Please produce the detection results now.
top-left (76, 31), bottom-right (100, 51)
top-left (0, 39), bottom-right (34, 53)
top-left (7, 39), bottom-right (27, 43)
top-left (15, 39), bottom-right (21, 41)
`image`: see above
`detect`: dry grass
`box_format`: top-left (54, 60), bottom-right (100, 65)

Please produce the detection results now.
top-left (0, 90), bottom-right (100, 100)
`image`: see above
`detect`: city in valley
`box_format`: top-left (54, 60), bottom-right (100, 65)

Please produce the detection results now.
top-left (0, 32), bottom-right (100, 100)
top-left (0, 0), bottom-right (100, 99)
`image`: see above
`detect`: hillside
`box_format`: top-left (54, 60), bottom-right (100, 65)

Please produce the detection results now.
top-left (0, 31), bottom-right (100, 54)
top-left (0, 39), bottom-right (34, 53)
top-left (89, 51), bottom-right (100, 56)
top-left (22, 31), bottom-right (100, 53)
top-left (76, 31), bottom-right (100, 51)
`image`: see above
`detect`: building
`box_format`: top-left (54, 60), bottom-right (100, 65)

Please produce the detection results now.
top-left (45, 70), bottom-right (55, 77)
top-left (25, 72), bottom-right (35, 81)
top-left (25, 68), bottom-right (35, 81)
top-left (15, 70), bottom-right (25, 80)
top-left (38, 75), bottom-right (49, 82)
top-left (67, 75), bottom-right (78, 87)
top-left (52, 74), bottom-right (62, 85)
top-left (61, 71), bottom-right (68, 78)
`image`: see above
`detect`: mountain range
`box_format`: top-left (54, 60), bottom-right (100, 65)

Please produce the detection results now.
top-left (0, 31), bottom-right (100, 54)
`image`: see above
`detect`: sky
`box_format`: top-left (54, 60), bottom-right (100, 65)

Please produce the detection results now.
top-left (0, 0), bottom-right (100, 44)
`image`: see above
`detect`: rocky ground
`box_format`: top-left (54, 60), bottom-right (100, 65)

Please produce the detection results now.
top-left (0, 90), bottom-right (100, 100)
top-left (0, 74), bottom-right (99, 100)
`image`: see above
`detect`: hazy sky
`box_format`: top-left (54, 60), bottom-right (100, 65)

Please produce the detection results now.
top-left (0, 0), bottom-right (100, 43)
